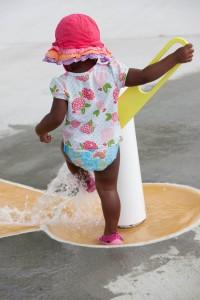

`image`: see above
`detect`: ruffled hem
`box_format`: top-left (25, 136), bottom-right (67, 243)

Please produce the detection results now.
top-left (44, 53), bottom-right (112, 65)
top-left (43, 46), bottom-right (112, 65)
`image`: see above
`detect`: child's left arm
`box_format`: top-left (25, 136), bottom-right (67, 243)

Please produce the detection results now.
top-left (125, 44), bottom-right (194, 87)
top-left (35, 98), bottom-right (67, 143)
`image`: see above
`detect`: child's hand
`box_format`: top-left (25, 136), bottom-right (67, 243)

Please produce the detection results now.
top-left (174, 44), bottom-right (194, 63)
top-left (39, 133), bottom-right (52, 143)
top-left (36, 131), bottom-right (52, 143)
top-left (35, 125), bottom-right (52, 143)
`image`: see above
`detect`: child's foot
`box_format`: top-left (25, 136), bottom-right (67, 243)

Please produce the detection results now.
top-left (85, 176), bottom-right (96, 193)
top-left (98, 232), bottom-right (124, 245)
top-left (76, 170), bottom-right (96, 193)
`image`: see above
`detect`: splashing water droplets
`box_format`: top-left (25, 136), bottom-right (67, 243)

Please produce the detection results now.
top-left (0, 164), bottom-right (103, 228)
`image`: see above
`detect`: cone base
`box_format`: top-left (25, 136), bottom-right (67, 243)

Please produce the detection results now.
top-left (118, 218), bottom-right (146, 229)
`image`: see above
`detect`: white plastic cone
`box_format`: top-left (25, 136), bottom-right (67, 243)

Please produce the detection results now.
top-left (118, 119), bottom-right (146, 227)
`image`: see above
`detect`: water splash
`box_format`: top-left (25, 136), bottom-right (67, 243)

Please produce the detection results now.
top-left (0, 164), bottom-right (103, 227)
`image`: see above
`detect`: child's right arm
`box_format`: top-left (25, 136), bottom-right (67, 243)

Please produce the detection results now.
top-left (35, 98), bottom-right (67, 143)
top-left (125, 44), bottom-right (194, 87)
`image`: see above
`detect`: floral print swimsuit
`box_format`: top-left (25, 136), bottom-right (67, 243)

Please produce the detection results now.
top-left (50, 57), bottom-right (129, 171)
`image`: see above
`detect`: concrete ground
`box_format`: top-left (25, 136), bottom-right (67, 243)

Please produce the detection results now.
top-left (0, 73), bottom-right (200, 299)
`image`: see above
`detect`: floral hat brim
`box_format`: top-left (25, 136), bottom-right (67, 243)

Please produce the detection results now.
top-left (43, 46), bottom-right (112, 65)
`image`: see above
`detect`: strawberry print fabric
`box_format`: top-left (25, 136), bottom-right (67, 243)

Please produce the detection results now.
top-left (63, 143), bottom-right (119, 171)
top-left (50, 57), bottom-right (129, 166)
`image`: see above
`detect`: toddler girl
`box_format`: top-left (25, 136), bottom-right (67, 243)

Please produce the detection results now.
top-left (35, 14), bottom-right (193, 245)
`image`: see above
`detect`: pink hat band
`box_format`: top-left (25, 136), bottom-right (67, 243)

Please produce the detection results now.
top-left (44, 14), bottom-right (112, 65)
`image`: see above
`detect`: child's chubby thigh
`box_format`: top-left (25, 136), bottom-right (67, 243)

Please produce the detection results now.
top-left (61, 141), bottom-right (119, 172)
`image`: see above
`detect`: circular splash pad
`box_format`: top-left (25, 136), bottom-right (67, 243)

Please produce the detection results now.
top-left (1, 179), bottom-right (200, 247)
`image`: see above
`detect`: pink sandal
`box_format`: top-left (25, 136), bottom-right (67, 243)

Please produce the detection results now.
top-left (99, 232), bottom-right (124, 245)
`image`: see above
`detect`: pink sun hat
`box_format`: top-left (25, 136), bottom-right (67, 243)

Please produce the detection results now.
top-left (43, 14), bottom-right (112, 65)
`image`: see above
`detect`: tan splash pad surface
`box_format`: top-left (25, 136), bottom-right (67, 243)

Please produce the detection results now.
top-left (0, 180), bottom-right (41, 237)
top-left (1, 179), bottom-right (200, 247)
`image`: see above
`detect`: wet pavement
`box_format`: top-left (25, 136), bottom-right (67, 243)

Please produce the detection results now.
top-left (0, 73), bottom-right (200, 299)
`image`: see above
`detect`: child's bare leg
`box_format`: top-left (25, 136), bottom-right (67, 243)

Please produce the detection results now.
top-left (94, 150), bottom-right (120, 235)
